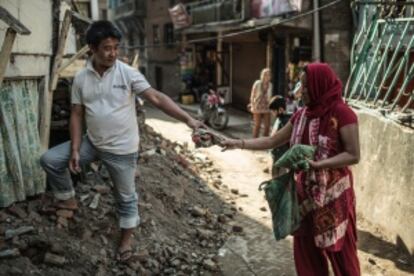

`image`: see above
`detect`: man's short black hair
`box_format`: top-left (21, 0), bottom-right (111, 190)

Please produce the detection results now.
top-left (269, 95), bottom-right (286, 110)
top-left (86, 20), bottom-right (122, 47)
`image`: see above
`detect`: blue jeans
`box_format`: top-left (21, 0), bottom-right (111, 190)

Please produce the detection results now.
top-left (40, 136), bottom-right (139, 229)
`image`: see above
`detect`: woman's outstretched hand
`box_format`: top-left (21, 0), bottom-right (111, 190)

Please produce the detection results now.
top-left (308, 159), bottom-right (322, 169)
top-left (219, 138), bottom-right (243, 151)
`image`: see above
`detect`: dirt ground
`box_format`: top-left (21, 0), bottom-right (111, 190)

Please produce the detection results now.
top-left (0, 116), bottom-right (245, 275)
top-left (145, 106), bottom-right (414, 276)
top-left (0, 106), bottom-right (412, 276)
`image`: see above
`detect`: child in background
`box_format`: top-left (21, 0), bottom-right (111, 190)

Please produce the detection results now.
top-left (268, 96), bottom-right (291, 177)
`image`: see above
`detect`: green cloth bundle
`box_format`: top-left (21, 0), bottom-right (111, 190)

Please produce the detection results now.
top-left (275, 144), bottom-right (316, 171)
top-left (260, 144), bottom-right (316, 240)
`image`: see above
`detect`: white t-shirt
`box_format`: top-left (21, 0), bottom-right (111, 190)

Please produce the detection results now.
top-left (71, 59), bottom-right (151, 154)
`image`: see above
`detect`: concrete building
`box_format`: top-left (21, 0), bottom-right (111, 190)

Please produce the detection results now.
top-left (145, 0), bottom-right (182, 96)
top-left (110, 0), bottom-right (184, 98)
top-left (0, 0), bottom-right (110, 207)
top-left (110, 0), bottom-right (147, 66)
top-left (74, 0), bottom-right (108, 20)
top-left (107, 0), bottom-right (353, 107)
top-left (179, 0), bottom-right (313, 109)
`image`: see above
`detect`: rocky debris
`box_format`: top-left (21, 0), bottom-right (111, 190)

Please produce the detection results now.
top-left (5, 226), bottom-right (34, 240)
top-left (203, 258), bottom-right (218, 271)
top-left (0, 248), bottom-right (20, 258)
top-left (89, 193), bottom-right (100, 209)
top-left (232, 225), bottom-right (244, 233)
top-left (191, 206), bottom-right (207, 217)
top-left (56, 210), bottom-right (74, 219)
top-left (7, 205), bottom-right (27, 219)
top-left (140, 149), bottom-right (157, 158)
top-left (7, 266), bottom-right (23, 275)
top-left (0, 122), bottom-right (239, 275)
top-left (56, 216), bottom-right (68, 228)
top-left (93, 185), bottom-right (111, 194)
top-left (218, 214), bottom-right (227, 223)
top-left (79, 194), bottom-right (90, 203)
top-left (0, 211), bottom-right (9, 222)
top-left (44, 252), bottom-right (66, 266)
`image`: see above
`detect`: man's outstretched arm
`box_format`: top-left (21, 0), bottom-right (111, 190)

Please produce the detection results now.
top-left (141, 88), bottom-right (203, 129)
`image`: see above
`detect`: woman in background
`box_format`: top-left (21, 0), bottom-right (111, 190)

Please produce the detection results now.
top-left (249, 68), bottom-right (272, 138)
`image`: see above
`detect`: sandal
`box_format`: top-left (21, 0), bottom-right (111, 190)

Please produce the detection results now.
top-left (116, 248), bottom-right (133, 263)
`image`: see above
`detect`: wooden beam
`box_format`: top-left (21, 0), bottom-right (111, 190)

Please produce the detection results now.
top-left (0, 28), bottom-right (17, 86)
top-left (49, 10), bottom-right (73, 91)
top-left (132, 53), bottom-right (139, 68)
top-left (40, 9), bottom-right (72, 150)
top-left (0, 6), bottom-right (30, 35)
top-left (70, 10), bottom-right (93, 24)
top-left (57, 45), bottom-right (89, 75)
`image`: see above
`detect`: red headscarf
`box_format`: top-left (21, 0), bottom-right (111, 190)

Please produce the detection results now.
top-left (305, 63), bottom-right (344, 118)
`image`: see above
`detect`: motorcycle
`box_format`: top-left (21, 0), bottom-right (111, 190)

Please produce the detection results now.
top-left (197, 89), bottom-right (229, 130)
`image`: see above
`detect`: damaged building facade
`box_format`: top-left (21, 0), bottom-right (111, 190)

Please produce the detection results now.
top-left (109, 0), bottom-right (352, 109)
top-left (0, 0), bottom-right (106, 208)
top-left (0, 1), bottom-right (50, 207)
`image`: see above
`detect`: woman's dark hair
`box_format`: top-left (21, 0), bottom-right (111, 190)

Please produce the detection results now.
top-left (86, 20), bottom-right (122, 47)
top-left (269, 95), bottom-right (286, 110)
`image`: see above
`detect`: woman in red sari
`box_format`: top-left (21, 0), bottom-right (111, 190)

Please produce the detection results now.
top-left (222, 63), bottom-right (361, 276)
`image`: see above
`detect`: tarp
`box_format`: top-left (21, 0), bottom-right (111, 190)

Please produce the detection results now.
top-left (250, 0), bottom-right (302, 18)
top-left (0, 79), bottom-right (45, 207)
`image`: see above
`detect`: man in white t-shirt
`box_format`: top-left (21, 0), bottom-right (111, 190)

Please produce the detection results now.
top-left (40, 21), bottom-right (202, 262)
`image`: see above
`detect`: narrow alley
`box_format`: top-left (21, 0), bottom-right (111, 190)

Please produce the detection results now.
top-left (0, 0), bottom-right (414, 275)
top-left (145, 105), bottom-right (414, 276)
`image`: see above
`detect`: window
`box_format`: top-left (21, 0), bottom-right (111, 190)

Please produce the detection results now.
top-left (153, 25), bottom-right (160, 45)
top-left (164, 23), bottom-right (174, 48)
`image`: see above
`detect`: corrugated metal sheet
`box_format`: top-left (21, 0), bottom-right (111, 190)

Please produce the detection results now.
top-left (0, 79), bottom-right (45, 207)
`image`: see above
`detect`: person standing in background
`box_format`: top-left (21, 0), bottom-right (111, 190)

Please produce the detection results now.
top-left (249, 68), bottom-right (272, 138)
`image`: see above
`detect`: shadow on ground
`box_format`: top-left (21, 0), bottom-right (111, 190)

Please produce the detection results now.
top-left (358, 229), bottom-right (414, 273)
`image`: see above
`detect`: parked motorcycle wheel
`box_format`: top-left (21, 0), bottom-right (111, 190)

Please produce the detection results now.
top-left (208, 109), bottom-right (229, 130)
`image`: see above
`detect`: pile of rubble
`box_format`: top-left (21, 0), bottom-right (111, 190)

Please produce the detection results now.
top-left (0, 123), bottom-right (243, 275)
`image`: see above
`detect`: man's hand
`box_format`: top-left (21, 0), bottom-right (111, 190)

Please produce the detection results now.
top-left (69, 150), bottom-right (81, 174)
top-left (142, 88), bottom-right (207, 130)
top-left (187, 118), bottom-right (205, 130)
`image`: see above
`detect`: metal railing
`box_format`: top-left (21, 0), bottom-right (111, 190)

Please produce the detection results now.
top-left (346, 2), bottom-right (414, 125)
top-left (185, 0), bottom-right (247, 26)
